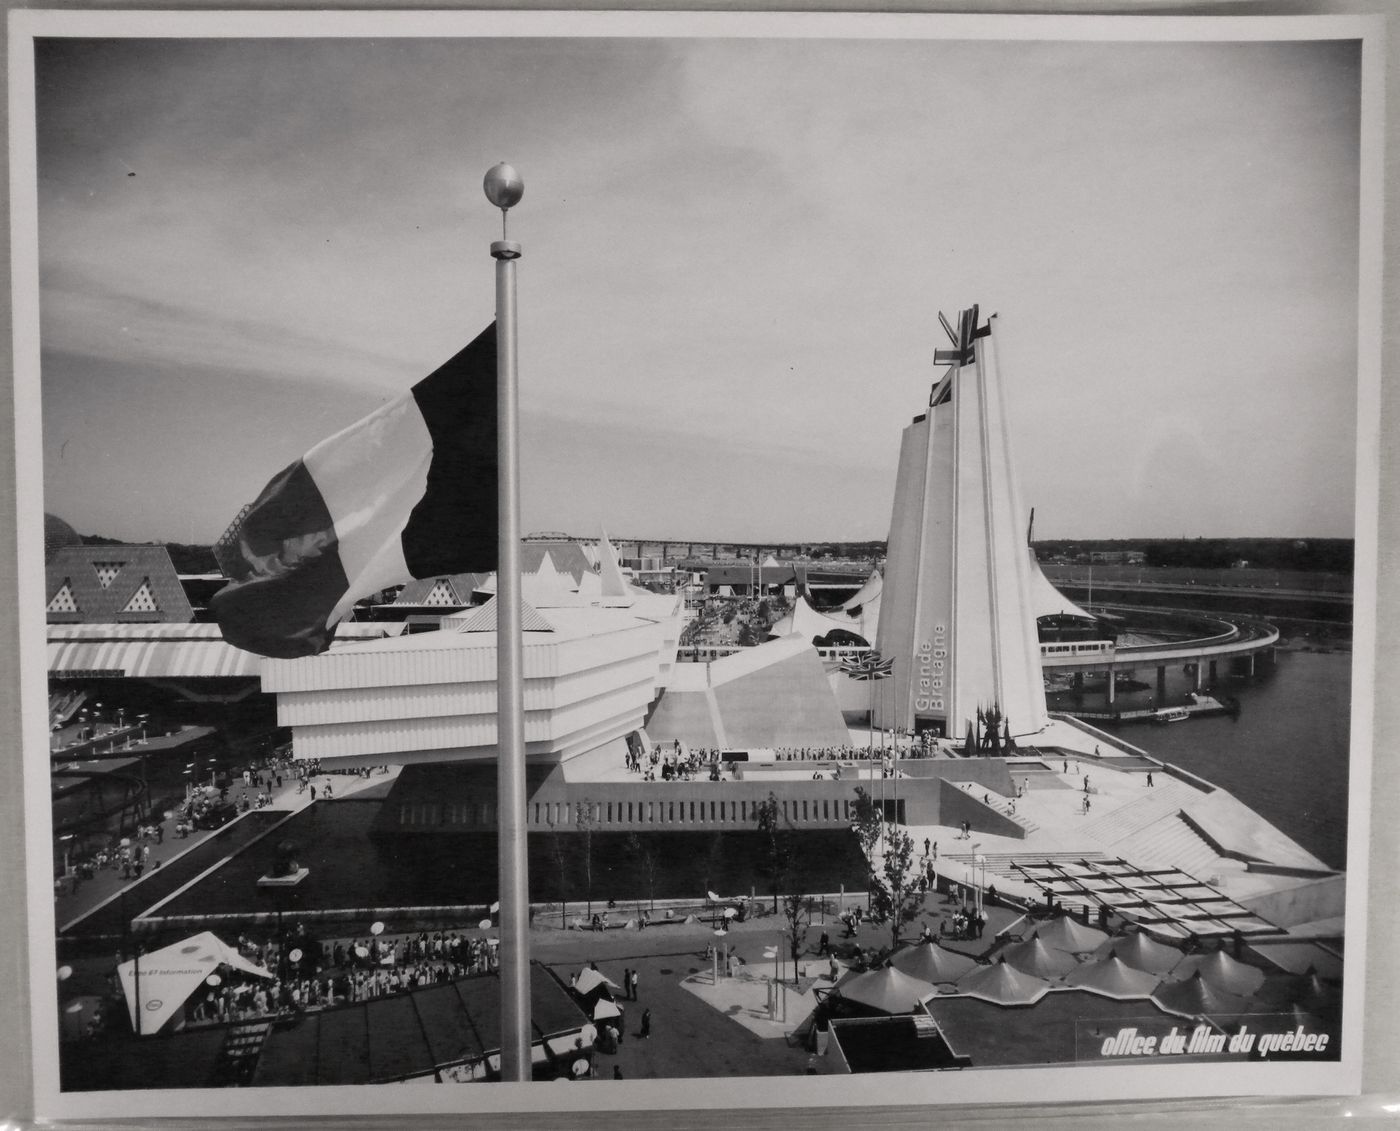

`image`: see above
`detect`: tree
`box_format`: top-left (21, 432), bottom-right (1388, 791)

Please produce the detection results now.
top-left (869, 827), bottom-right (923, 949)
top-left (755, 792), bottom-right (793, 913)
top-left (574, 799), bottom-right (598, 919)
top-left (545, 810), bottom-right (570, 926)
top-left (782, 893), bottom-right (812, 984)
top-left (626, 831), bottom-right (659, 913)
top-left (850, 786), bottom-right (882, 911)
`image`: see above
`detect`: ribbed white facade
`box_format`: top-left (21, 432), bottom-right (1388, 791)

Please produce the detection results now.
top-left (261, 596), bottom-right (681, 767)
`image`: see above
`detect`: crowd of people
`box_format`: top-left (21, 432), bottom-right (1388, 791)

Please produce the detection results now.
top-left (623, 740), bottom-right (935, 784)
top-left (165, 925), bottom-right (506, 1030)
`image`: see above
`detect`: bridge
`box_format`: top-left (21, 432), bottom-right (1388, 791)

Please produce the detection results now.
top-left (1039, 608), bottom-right (1280, 704)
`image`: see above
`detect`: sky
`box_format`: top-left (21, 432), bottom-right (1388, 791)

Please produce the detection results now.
top-left (31, 27), bottom-right (1363, 546)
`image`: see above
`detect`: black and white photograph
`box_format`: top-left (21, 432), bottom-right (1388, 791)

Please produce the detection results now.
top-left (10, 9), bottom-right (1384, 1121)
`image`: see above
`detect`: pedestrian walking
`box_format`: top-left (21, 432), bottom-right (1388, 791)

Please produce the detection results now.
top-left (640, 1008), bottom-right (651, 1038)
top-left (631, 969), bottom-right (640, 1001)
top-left (613, 1066), bottom-right (623, 1080)
top-left (1146, 772), bottom-right (1154, 787)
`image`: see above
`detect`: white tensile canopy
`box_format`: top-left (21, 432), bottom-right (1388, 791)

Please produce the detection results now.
top-left (835, 966), bottom-right (937, 1014)
top-left (1091, 931), bottom-right (1184, 977)
top-left (1166, 949), bottom-right (1266, 997)
top-left (116, 931), bottom-right (272, 1035)
top-left (955, 958), bottom-right (1053, 1006)
top-left (999, 935), bottom-right (1081, 980)
top-left (1030, 916), bottom-right (1109, 955)
top-left (1062, 954), bottom-right (1160, 1000)
top-left (573, 967), bottom-right (622, 997)
top-left (1150, 970), bottom-right (1251, 1024)
top-left (592, 998), bottom-right (623, 1021)
top-left (888, 941), bottom-right (977, 984)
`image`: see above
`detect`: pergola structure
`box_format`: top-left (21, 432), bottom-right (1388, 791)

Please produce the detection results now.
top-left (1006, 857), bottom-right (1281, 941)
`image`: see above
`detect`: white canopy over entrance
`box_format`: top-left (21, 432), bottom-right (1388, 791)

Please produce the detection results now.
top-left (116, 931), bottom-right (271, 1035)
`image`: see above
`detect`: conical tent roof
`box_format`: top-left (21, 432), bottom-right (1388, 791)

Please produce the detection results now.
top-left (836, 966), bottom-right (937, 1014)
top-left (1168, 949), bottom-right (1265, 997)
top-left (1092, 931), bottom-right (1184, 977)
top-left (888, 941), bottom-right (977, 984)
top-left (1150, 970), bottom-right (1250, 1022)
top-left (116, 931), bottom-right (271, 1035)
top-left (1000, 935), bottom-right (1081, 980)
top-left (1254, 969), bottom-right (1342, 1015)
top-left (956, 959), bottom-right (1052, 1006)
top-left (1063, 954), bottom-right (1159, 1000)
top-left (1032, 916), bottom-right (1109, 954)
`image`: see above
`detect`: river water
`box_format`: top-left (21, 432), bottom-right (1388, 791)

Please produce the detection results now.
top-left (1053, 650), bottom-right (1353, 870)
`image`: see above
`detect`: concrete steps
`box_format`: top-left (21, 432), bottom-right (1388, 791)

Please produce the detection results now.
top-left (1081, 779), bottom-right (1198, 845)
top-left (1111, 813), bottom-right (1228, 881)
top-left (948, 782), bottom-right (1041, 835)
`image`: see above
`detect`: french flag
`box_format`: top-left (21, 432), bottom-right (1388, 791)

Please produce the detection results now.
top-left (211, 323), bottom-right (498, 658)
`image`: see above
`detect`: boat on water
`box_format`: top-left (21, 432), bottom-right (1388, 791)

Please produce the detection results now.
top-left (1152, 706), bottom-right (1190, 723)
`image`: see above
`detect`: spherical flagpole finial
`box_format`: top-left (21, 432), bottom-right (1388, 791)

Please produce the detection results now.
top-left (484, 163), bottom-right (524, 211)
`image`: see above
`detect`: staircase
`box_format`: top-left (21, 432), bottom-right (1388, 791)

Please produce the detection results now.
top-left (947, 782), bottom-right (1041, 835)
top-left (1081, 778), bottom-right (1199, 845)
top-left (1106, 813), bottom-right (1231, 880)
top-left (207, 1020), bottom-right (271, 1087)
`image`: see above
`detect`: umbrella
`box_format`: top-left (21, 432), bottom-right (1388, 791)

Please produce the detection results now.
top-left (370, 921), bottom-right (385, 936)
top-left (888, 941), bottom-right (977, 984)
top-left (956, 959), bottom-right (1053, 1006)
top-left (1092, 931), bottom-right (1184, 977)
top-left (1150, 970), bottom-right (1250, 1024)
top-left (593, 998), bottom-right (623, 1021)
top-left (1000, 935), bottom-right (1080, 980)
top-left (479, 919), bottom-right (493, 930)
top-left (835, 966), bottom-right (937, 1014)
top-left (1032, 916), bottom-right (1109, 954)
top-left (1168, 949), bottom-right (1265, 997)
top-left (1062, 954), bottom-right (1159, 1000)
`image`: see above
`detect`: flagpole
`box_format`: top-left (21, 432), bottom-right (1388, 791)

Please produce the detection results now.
top-left (485, 162), bottom-right (531, 1083)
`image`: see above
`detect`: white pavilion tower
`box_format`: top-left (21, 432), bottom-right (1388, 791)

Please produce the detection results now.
top-left (874, 307), bottom-right (1048, 739)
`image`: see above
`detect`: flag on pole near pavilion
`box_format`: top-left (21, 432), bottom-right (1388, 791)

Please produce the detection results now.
top-left (211, 323), bottom-right (498, 658)
top-left (840, 652), bottom-right (894, 680)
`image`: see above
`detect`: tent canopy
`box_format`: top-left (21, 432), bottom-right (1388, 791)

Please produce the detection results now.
top-left (1031, 916), bottom-right (1109, 955)
top-left (1092, 931), bottom-right (1184, 977)
top-left (888, 941), bottom-right (977, 985)
top-left (1063, 954), bottom-right (1160, 1000)
top-left (573, 967), bottom-right (621, 997)
top-left (956, 959), bottom-right (1052, 1006)
top-left (1000, 935), bottom-right (1081, 980)
top-left (1150, 970), bottom-right (1250, 1022)
top-left (116, 931), bottom-right (271, 1035)
top-left (1167, 949), bottom-right (1265, 997)
top-left (835, 966), bottom-right (936, 1014)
